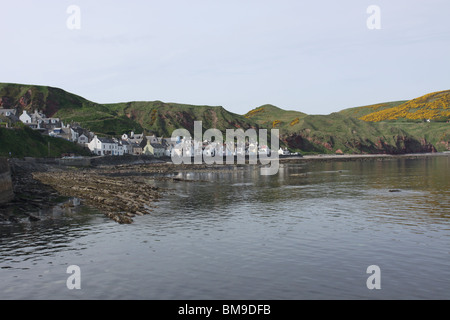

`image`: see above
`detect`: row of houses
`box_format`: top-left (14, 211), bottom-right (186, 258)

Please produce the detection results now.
top-left (1, 108), bottom-right (185, 157)
top-left (88, 132), bottom-right (281, 158)
top-left (167, 136), bottom-right (276, 158)
top-left (1, 108), bottom-right (283, 158)
top-left (1, 109), bottom-right (72, 134)
top-left (87, 133), bottom-right (167, 157)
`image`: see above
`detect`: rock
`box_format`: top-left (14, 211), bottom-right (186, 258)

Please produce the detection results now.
top-left (28, 214), bottom-right (41, 222)
top-left (32, 166), bottom-right (164, 224)
top-left (389, 189), bottom-right (401, 192)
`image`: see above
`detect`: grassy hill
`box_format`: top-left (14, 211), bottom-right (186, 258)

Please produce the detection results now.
top-left (242, 103), bottom-right (442, 153)
top-left (1, 82), bottom-right (449, 155)
top-left (383, 121), bottom-right (450, 152)
top-left (0, 83), bottom-right (257, 137)
top-left (0, 83), bottom-right (97, 117)
top-left (102, 101), bottom-right (258, 137)
top-left (336, 90), bottom-right (450, 152)
top-left (338, 101), bottom-right (407, 119)
top-left (55, 100), bottom-right (258, 137)
top-left (277, 113), bottom-right (437, 154)
top-left (0, 83), bottom-right (141, 136)
top-left (359, 90), bottom-right (450, 122)
top-left (0, 126), bottom-right (91, 158)
top-left (244, 104), bottom-right (307, 129)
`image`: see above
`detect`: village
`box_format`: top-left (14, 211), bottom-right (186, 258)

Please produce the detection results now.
top-left (0, 108), bottom-right (293, 158)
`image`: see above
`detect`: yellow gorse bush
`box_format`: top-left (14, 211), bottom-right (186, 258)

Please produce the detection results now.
top-left (272, 120), bottom-right (281, 128)
top-left (360, 91), bottom-right (450, 122)
top-left (290, 118), bottom-right (299, 126)
top-left (149, 109), bottom-right (157, 125)
top-left (245, 107), bottom-right (265, 118)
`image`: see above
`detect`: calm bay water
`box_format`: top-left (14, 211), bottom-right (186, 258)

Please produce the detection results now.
top-left (0, 156), bottom-right (449, 299)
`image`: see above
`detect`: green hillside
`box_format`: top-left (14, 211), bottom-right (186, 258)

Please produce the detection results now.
top-left (0, 126), bottom-right (91, 158)
top-left (0, 82), bottom-right (449, 155)
top-left (0, 83), bottom-right (258, 137)
top-left (336, 91), bottom-right (450, 152)
top-left (245, 104), bottom-right (307, 129)
top-left (243, 103), bottom-right (444, 153)
top-left (359, 90), bottom-right (450, 122)
top-left (0, 83), bottom-right (137, 136)
top-left (102, 101), bottom-right (258, 137)
top-left (0, 83), bottom-right (96, 116)
top-left (339, 101), bottom-right (407, 119)
top-left (386, 122), bottom-right (450, 152)
top-left (277, 113), bottom-right (437, 154)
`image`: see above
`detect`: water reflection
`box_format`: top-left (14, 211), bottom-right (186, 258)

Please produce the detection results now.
top-left (152, 158), bottom-right (449, 231)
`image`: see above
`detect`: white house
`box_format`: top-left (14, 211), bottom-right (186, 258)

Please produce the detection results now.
top-left (117, 143), bottom-right (124, 156)
top-left (68, 127), bottom-right (79, 142)
top-left (0, 109), bottom-right (18, 125)
top-left (120, 140), bottom-right (132, 154)
top-left (88, 136), bottom-right (121, 156)
top-left (19, 110), bottom-right (32, 124)
top-left (77, 134), bottom-right (89, 145)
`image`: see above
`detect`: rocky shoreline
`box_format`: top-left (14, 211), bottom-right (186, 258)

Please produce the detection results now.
top-left (32, 170), bottom-right (162, 224)
top-left (1, 160), bottom-right (232, 224)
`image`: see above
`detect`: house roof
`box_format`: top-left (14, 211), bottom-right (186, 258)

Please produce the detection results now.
top-left (150, 143), bottom-right (164, 149)
top-left (0, 109), bottom-right (16, 115)
top-left (98, 137), bottom-right (116, 144)
top-left (73, 127), bottom-right (86, 135)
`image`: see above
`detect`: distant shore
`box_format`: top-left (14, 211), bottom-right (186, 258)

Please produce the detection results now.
top-left (278, 151), bottom-right (450, 163)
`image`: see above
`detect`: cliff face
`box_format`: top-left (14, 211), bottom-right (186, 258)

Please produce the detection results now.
top-left (283, 132), bottom-right (437, 154)
top-left (0, 158), bottom-right (13, 204)
top-left (0, 83), bottom-right (86, 118)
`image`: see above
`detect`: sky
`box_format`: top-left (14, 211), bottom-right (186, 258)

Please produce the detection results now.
top-left (1, 0), bottom-right (449, 115)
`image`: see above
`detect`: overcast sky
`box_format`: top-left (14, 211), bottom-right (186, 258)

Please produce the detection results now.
top-left (1, 0), bottom-right (449, 115)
